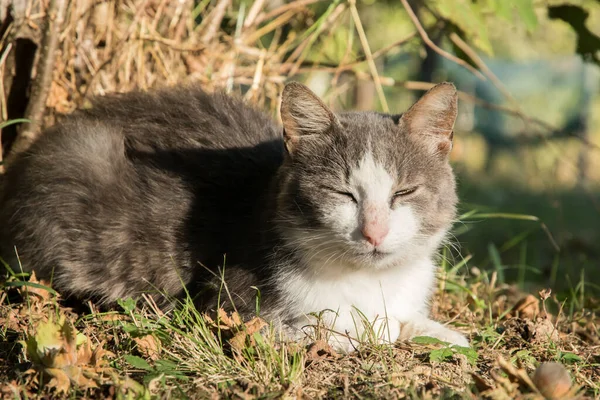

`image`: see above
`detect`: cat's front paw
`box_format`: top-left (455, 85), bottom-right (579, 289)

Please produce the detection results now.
top-left (400, 318), bottom-right (469, 347)
top-left (426, 326), bottom-right (469, 347)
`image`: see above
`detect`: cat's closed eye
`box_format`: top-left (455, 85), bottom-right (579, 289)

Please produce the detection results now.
top-left (392, 186), bottom-right (419, 201)
top-left (334, 191), bottom-right (358, 203)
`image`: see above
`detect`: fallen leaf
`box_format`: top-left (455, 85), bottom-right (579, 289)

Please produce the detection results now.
top-left (512, 294), bottom-right (539, 319)
top-left (134, 334), bottom-right (161, 361)
top-left (306, 339), bottom-right (339, 364)
top-left (229, 317), bottom-right (267, 353)
top-left (497, 356), bottom-right (539, 393)
top-left (531, 316), bottom-right (559, 345)
top-left (17, 272), bottom-right (56, 304)
top-left (23, 315), bottom-right (113, 393)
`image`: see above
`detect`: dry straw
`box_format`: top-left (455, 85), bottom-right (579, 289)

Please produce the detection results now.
top-left (2, 0), bottom-right (593, 171)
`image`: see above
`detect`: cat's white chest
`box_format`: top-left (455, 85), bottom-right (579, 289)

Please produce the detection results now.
top-left (278, 257), bottom-right (436, 347)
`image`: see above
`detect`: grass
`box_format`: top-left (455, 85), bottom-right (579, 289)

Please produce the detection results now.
top-left (1, 255), bottom-right (598, 399)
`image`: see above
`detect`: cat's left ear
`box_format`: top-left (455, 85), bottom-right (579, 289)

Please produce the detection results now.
top-left (400, 82), bottom-right (458, 157)
top-left (280, 82), bottom-right (337, 154)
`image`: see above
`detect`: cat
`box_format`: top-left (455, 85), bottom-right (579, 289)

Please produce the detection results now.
top-left (0, 82), bottom-right (469, 352)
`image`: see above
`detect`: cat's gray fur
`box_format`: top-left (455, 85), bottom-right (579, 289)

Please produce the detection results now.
top-left (0, 82), bottom-right (467, 349)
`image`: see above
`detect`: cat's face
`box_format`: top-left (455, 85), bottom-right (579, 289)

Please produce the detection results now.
top-left (277, 83), bottom-right (458, 272)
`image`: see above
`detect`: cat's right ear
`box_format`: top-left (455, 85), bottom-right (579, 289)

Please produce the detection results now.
top-left (281, 82), bottom-right (337, 155)
top-left (399, 82), bottom-right (458, 157)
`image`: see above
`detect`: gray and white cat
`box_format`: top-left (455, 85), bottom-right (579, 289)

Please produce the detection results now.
top-left (0, 82), bottom-right (468, 351)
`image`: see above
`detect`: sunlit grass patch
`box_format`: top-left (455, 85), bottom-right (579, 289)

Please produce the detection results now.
top-left (1, 264), bottom-right (598, 399)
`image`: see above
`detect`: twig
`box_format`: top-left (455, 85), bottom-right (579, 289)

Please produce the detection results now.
top-left (284, 2), bottom-right (346, 77)
top-left (138, 35), bottom-right (205, 52)
top-left (296, 31), bottom-right (417, 74)
top-left (399, 0), bottom-right (485, 81)
top-left (448, 32), bottom-right (520, 110)
top-left (0, 42), bottom-right (12, 121)
top-left (348, 0), bottom-right (388, 112)
top-left (4, 0), bottom-right (68, 168)
top-left (243, 0), bottom-right (266, 28)
top-left (256, 0), bottom-right (323, 25)
top-left (244, 49), bottom-right (266, 101)
top-left (400, 80), bottom-right (600, 151)
top-left (200, 0), bottom-right (230, 44)
top-left (242, 9), bottom-right (296, 44)
top-left (79, 0), bottom-right (151, 105)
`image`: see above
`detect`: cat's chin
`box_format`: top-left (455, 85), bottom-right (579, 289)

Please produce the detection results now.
top-left (347, 249), bottom-right (412, 271)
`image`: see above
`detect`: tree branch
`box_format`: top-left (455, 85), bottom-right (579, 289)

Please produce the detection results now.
top-left (3, 0), bottom-right (68, 168)
top-left (399, 0), bottom-right (486, 81)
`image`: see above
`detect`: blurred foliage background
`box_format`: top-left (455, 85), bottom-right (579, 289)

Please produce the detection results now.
top-left (1, 0), bottom-right (599, 303)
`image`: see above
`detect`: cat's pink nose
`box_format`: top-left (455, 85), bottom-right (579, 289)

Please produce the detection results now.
top-left (361, 223), bottom-right (389, 247)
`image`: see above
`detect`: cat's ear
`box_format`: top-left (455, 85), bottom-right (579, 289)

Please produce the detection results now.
top-left (281, 82), bottom-right (337, 154)
top-left (400, 82), bottom-right (458, 157)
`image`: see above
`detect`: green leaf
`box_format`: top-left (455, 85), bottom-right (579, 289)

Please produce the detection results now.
top-left (434, 0), bottom-right (493, 55)
top-left (513, 0), bottom-right (538, 33)
top-left (560, 352), bottom-right (582, 364)
top-left (121, 323), bottom-right (140, 335)
top-left (117, 297), bottom-right (137, 313)
top-left (124, 355), bottom-right (153, 371)
top-left (454, 346), bottom-right (479, 365)
top-left (429, 347), bottom-right (454, 363)
top-left (154, 360), bottom-right (188, 380)
top-left (484, 0), bottom-right (538, 32)
top-left (154, 359), bottom-right (178, 372)
top-left (412, 336), bottom-right (449, 345)
top-left (32, 319), bottom-right (63, 357)
top-left (489, 0), bottom-right (512, 21)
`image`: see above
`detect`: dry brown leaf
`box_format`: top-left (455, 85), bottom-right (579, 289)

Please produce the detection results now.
top-left (497, 356), bottom-right (539, 393)
top-left (532, 316), bottom-right (560, 345)
top-left (46, 80), bottom-right (72, 114)
top-left (306, 339), bottom-right (339, 364)
top-left (18, 271), bottom-right (56, 304)
top-left (501, 316), bottom-right (559, 346)
top-left (134, 334), bottom-right (161, 361)
top-left (90, 341), bottom-right (115, 368)
top-left (45, 367), bottom-right (72, 394)
top-left (229, 317), bottom-right (268, 353)
top-left (217, 308), bottom-right (243, 328)
top-left (470, 372), bottom-right (494, 393)
top-left (3, 309), bottom-right (25, 331)
top-left (205, 308), bottom-right (245, 331)
top-left (24, 316), bottom-right (114, 393)
top-left (512, 294), bottom-right (540, 319)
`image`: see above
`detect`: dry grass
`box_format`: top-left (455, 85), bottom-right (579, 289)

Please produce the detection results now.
top-left (2, 0), bottom-right (356, 124)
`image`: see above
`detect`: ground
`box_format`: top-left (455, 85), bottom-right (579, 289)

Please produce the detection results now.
top-left (0, 267), bottom-right (598, 399)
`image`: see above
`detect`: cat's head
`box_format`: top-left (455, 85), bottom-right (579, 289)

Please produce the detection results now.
top-left (276, 82), bottom-right (458, 272)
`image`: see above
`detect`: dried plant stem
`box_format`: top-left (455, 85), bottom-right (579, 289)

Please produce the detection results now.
top-left (399, 0), bottom-right (485, 81)
top-left (201, 0), bottom-right (230, 44)
top-left (348, 0), bottom-right (388, 112)
top-left (400, 80), bottom-right (600, 151)
top-left (244, 0), bottom-right (266, 28)
top-left (448, 33), bottom-right (519, 109)
top-left (256, 0), bottom-right (323, 25)
top-left (285, 2), bottom-right (346, 77)
top-left (243, 10), bottom-right (296, 45)
top-left (80, 0), bottom-right (150, 105)
top-left (299, 32), bottom-right (417, 74)
top-left (4, 0), bottom-right (68, 168)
